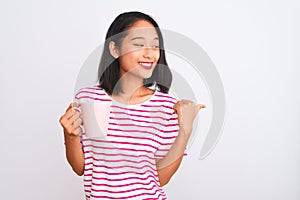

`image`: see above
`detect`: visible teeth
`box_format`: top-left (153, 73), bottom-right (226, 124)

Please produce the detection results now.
top-left (139, 62), bottom-right (152, 67)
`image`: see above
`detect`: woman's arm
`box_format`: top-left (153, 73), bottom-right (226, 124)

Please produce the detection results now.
top-left (60, 103), bottom-right (85, 176)
top-left (156, 100), bottom-right (206, 186)
top-left (156, 156), bottom-right (183, 187)
top-left (64, 133), bottom-right (85, 176)
top-left (156, 129), bottom-right (190, 186)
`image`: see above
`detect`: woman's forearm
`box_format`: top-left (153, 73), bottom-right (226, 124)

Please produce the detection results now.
top-left (156, 129), bottom-right (190, 170)
top-left (157, 155), bottom-right (183, 186)
top-left (156, 129), bottom-right (191, 186)
top-left (64, 131), bottom-right (85, 176)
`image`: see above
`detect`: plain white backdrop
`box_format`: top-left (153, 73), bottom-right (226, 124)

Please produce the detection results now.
top-left (1, 0), bottom-right (299, 199)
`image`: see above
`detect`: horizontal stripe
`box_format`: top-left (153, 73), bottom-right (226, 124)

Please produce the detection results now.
top-left (142, 104), bottom-right (174, 111)
top-left (144, 193), bottom-right (167, 200)
top-left (84, 156), bottom-right (156, 165)
top-left (75, 90), bottom-right (106, 98)
top-left (85, 179), bottom-right (160, 188)
top-left (84, 169), bottom-right (157, 178)
top-left (150, 99), bottom-right (176, 104)
top-left (75, 96), bottom-right (111, 102)
top-left (84, 179), bottom-right (159, 188)
top-left (107, 128), bottom-right (160, 138)
top-left (108, 127), bottom-right (175, 136)
top-left (165, 121), bottom-right (178, 127)
top-left (110, 117), bottom-right (166, 126)
top-left (90, 188), bottom-right (162, 199)
top-left (82, 138), bottom-right (159, 150)
top-left (155, 93), bottom-right (176, 101)
top-left (80, 86), bottom-right (101, 91)
top-left (112, 105), bottom-right (170, 115)
top-left (90, 184), bottom-right (156, 194)
top-left (109, 122), bottom-right (164, 133)
top-left (82, 144), bottom-right (154, 154)
top-left (162, 129), bottom-right (179, 133)
top-left (85, 163), bottom-right (156, 171)
top-left (106, 134), bottom-right (162, 145)
top-left (107, 133), bottom-right (176, 140)
top-left (87, 175), bottom-right (159, 184)
top-left (110, 111), bottom-right (168, 120)
top-left (84, 150), bottom-right (154, 160)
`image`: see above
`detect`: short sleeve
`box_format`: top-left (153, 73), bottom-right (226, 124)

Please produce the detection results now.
top-left (154, 111), bottom-right (188, 159)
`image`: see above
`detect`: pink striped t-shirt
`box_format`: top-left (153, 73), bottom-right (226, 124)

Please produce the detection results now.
top-left (75, 86), bottom-right (187, 200)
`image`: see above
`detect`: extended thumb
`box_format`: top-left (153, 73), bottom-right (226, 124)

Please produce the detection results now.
top-left (197, 104), bottom-right (206, 111)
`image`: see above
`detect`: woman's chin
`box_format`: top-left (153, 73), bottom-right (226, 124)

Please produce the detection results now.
top-left (142, 72), bottom-right (154, 79)
top-left (136, 69), bottom-right (154, 79)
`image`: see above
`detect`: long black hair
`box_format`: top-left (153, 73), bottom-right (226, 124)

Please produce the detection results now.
top-left (97, 11), bottom-right (172, 95)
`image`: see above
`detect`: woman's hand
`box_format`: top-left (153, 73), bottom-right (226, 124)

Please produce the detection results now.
top-left (59, 103), bottom-right (83, 137)
top-left (59, 103), bottom-right (85, 176)
top-left (173, 100), bottom-right (206, 136)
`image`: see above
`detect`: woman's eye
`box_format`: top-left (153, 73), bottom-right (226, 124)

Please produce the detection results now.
top-left (133, 44), bottom-right (159, 49)
top-left (133, 44), bottom-right (144, 47)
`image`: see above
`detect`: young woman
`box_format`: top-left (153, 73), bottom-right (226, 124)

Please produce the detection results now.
top-left (59, 11), bottom-right (205, 200)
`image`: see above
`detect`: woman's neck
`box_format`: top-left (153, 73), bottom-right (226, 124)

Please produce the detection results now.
top-left (112, 72), bottom-right (153, 105)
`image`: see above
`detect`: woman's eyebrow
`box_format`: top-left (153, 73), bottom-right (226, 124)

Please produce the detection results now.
top-left (131, 36), bottom-right (144, 41)
top-left (130, 36), bottom-right (159, 41)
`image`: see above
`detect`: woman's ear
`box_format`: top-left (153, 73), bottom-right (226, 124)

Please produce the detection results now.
top-left (109, 41), bottom-right (120, 59)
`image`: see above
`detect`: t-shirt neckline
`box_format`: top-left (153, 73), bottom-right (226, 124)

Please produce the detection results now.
top-left (102, 88), bottom-right (158, 107)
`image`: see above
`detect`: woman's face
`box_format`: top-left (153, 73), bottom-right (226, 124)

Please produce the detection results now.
top-left (117, 20), bottom-right (160, 79)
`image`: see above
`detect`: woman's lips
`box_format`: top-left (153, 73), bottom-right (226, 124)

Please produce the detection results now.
top-left (139, 62), bottom-right (153, 70)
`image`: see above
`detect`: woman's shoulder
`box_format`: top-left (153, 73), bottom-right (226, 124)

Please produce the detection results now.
top-left (155, 90), bottom-right (178, 104)
top-left (75, 85), bottom-right (105, 94)
top-left (154, 90), bottom-right (178, 116)
top-left (74, 85), bottom-right (109, 101)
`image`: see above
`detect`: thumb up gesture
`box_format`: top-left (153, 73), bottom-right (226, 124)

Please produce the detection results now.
top-left (173, 100), bottom-right (206, 136)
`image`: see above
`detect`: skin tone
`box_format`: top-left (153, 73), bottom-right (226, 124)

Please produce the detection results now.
top-left (59, 20), bottom-right (206, 186)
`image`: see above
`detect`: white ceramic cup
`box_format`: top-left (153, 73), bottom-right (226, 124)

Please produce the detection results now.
top-left (80, 101), bottom-right (112, 138)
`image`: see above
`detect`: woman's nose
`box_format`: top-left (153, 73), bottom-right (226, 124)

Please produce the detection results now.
top-left (142, 47), bottom-right (156, 59)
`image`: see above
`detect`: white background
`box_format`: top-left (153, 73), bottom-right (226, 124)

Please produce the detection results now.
top-left (1, 0), bottom-right (299, 199)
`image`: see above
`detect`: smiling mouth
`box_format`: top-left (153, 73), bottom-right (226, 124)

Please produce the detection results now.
top-left (139, 62), bottom-right (153, 70)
